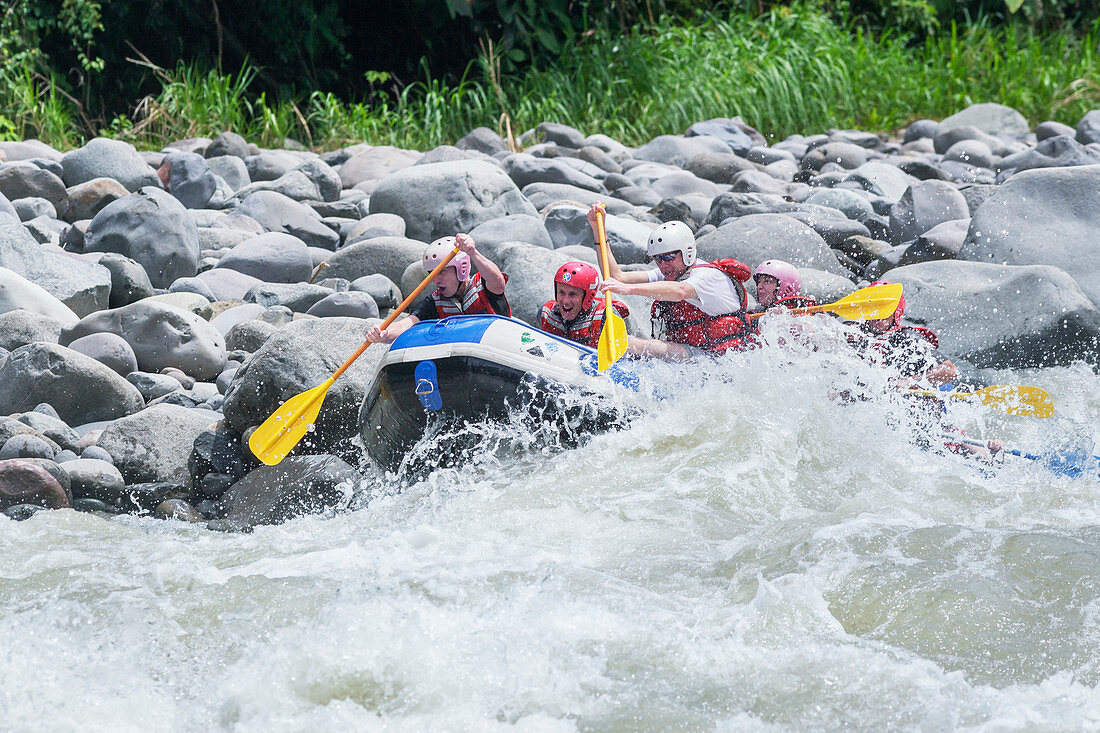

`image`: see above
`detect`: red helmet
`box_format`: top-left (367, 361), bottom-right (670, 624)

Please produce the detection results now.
top-left (554, 261), bottom-right (600, 310)
top-left (871, 280), bottom-right (904, 325)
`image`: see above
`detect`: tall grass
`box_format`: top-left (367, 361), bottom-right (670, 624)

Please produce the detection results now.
top-left (6, 6), bottom-right (1099, 151)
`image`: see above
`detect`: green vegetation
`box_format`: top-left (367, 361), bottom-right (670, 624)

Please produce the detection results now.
top-left (3, 4), bottom-right (1099, 151)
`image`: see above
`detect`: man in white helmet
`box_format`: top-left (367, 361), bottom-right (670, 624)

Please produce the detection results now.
top-left (588, 204), bottom-right (752, 360)
top-left (365, 232), bottom-right (509, 344)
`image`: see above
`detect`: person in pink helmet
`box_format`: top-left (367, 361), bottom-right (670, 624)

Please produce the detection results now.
top-left (750, 260), bottom-right (816, 312)
top-left (539, 261), bottom-right (630, 349)
top-left (366, 233), bottom-right (508, 344)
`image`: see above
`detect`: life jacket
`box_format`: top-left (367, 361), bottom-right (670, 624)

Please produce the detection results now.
top-left (650, 258), bottom-right (752, 353)
top-left (539, 297), bottom-right (630, 348)
top-left (430, 272), bottom-right (510, 318)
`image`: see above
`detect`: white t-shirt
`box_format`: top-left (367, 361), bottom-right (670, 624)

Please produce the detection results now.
top-left (646, 260), bottom-right (743, 315)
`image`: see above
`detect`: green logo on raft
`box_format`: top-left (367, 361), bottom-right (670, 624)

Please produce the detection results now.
top-left (520, 332), bottom-right (535, 344)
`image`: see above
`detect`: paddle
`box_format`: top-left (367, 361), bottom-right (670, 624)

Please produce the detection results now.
top-left (595, 208), bottom-right (628, 371)
top-left (248, 247), bottom-right (460, 466)
top-left (909, 385), bottom-right (1055, 418)
top-left (748, 282), bottom-right (903, 322)
top-left (954, 437), bottom-right (1099, 479)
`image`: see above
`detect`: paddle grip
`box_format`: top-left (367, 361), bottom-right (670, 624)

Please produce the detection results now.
top-left (331, 247), bottom-right (460, 382)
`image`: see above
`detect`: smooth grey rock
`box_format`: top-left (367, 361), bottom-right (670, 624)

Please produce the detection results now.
top-left (468, 214), bottom-right (553, 251)
top-left (904, 120), bottom-right (940, 143)
top-left (209, 303), bottom-right (266, 334)
top-left (543, 205), bottom-right (653, 263)
top-left (1076, 110), bottom-right (1100, 145)
top-left (206, 155), bottom-right (250, 191)
top-left (244, 151), bottom-right (300, 182)
top-left (0, 140), bottom-right (63, 162)
top-left (234, 169), bottom-right (321, 202)
top-left (87, 252), bottom-right (153, 308)
top-left (897, 218), bottom-right (970, 266)
top-left (61, 138), bottom-right (160, 191)
top-left (220, 454), bottom-right (357, 528)
top-left (801, 142), bottom-right (868, 172)
top-left (293, 159), bottom-right (341, 203)
top-left (888, 180), bottom-right (970, 244)
top-left (345, 213), bottom-right (406, 244)
top-left (889, 260), bottom-right (1100, 367)
top-left (162, 153), bottom-right (217, 209)
top-left (0, 216), bottom-right (111, 316)
top-left (685, 118), bottom-right (759, 154)
top-left (0, 309), bottom-right (62, 350)
top-left (79, 445), bottom-right (113, 464)
top-left (321, 236), bottom-right (424, 287)
top-left (194, 268), bottom-right (264, 301)
top-left (0, 343), bottom-right (144, 424)
top-left (0, 434), bottom-right (58, 460)
top-left (368, 160), bottom-right (537, 243)
top-left (204, 132), bottom-right (250, 160)
top-left (224, 319), bottom-right (277, 352)
top-left (943, 140), bottom-right (995, 169)
top-left (126, 371), bottom-right (183, 402)
top-left (783, 209), bottom-right (870, 249)
top-left (502, 153), bottom-right (605, 192)
top-left (97, 404), bottom-right (216, 489)
top-left (61, 458), bottom-right (125, 503)
top-left (338, 146), bottom-right (421, 189)
top-left (696, 214), bottom-right (846, 275)
top-left (683, 152), bottom-right (755, 185)
top-left (168, 277), bottom-right (218, 301)
top-left (223, 318), bottom-right (384, 459)
top-left (455, 127), bottom-right (508, 156)
top-left (843, 162), bottom-right (920, 201)
top-left (521, 182), bottom-right (634, 215)
top-left (994, 135), bottom-right (1100, 181)
top-left (960, 164), bottom-right (1100, 308)
top-left (728, 169), bottom-right (789, 196)
top-left (244, 282), bottom-right (333, 312)
top-left (235, 190), bottom-right (339, 250)
top-left (0, 167), bottom-right (68, 219)
top-left (214, 232), bottom-right (313, 283)
top-left (634, 135), bottom-right (731, 167)
top-left (803, 188), bottom-right (874, 220)
top-left (0, 267), bottom-right (78, 326)
top-left (83, 187), bottom-right (200, 288)
top-left (62, 300), bottom-right (227, 381)
top-left (305, 291), bottom-right (380, 319)
top-left (933, 125), bottom-right (1012, 156)
top-left (939, 103), bottom-right (1029, 137)
top-left (66, 332), bottom-right (139, 376)
top-left (349, 274), bottom-right (401, 310)
top-left (1036, 120), bottom-right (1076, 141)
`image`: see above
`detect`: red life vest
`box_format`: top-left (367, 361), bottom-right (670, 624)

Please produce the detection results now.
top-left (430, 273), bottom-right (510, 318)
top-left (539, 297), bottom-right (629, 348)
top-left (650, 258), bottom-right (752, 353)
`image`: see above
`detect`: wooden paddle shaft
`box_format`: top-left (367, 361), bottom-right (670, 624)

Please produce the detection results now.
top-left (330, 247), bottom-right (459, 382)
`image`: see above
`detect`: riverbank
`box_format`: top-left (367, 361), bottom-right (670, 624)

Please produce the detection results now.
top-left (5, 8), bottom-right (1100, 152)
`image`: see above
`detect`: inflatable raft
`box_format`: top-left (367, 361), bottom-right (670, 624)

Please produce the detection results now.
top-left (359, 315), bottom-right (641, 474)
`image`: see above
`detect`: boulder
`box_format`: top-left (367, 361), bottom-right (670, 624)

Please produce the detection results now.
top-left (16, 411), bottom-right (79, 452)
top-left (0, 459), bottom-right (70, 510)
top-left (521, 182), bottom-right (634, 215)
top-left (634, 135), bottom-right (731, 167)
top-left (322, 236), bottom-right (425, 287)
top-left (468, 214), bottom-right (553, 250)
top-left (66, 332), bottom-right (139, 376)
top-left (209, 303), bottom-right (266, 334)
top-left (897, 218), bottom-right (970, 266)
top-left (685, 118), bottom-right (760, 154)
top-left (204, 132), bottom-right (250, 160)
top-left (959, 164), bottom-right (1100, 308)
top-left (1036, 120), bottom-right (1076, 142)
top-left (942, 140), bottom-right (995, 169)
top-left (292, 159), bottom-right (341, 202)
top-left (225, 319), bottom-right (277, 352)
top-left (234, 170), bottom-right (321, 202)
top-left (889, 260), bottom-right (1100, 367)
top-left (994, 135), bottom-right (1100, 181)
top-left (368, 160), bottom-right (537, 243)
top-left (0, 309), bottom-right (63, 350)
top-left (1076, 110), bottom-right (1100, 145)
top-left (90, 252), bottom-right (155, 307)
top-left (543, 205), bottom-right (653, 263)
top-left (60, 137), bottom-right (161, 191)
top-left (0, 140), bottom-right (63, 162)
top-left (455, 127), bottom-right (508, 156)
top-left (345, 213), bottom-right (406, 243)
top-left (222, 317), bottom-right (385, 459)
top-left (305, 291), bottom-right (380, 319)
top-left (888, 180), bottom-right (970, 244)
top-left (0, 434), bottom-right (59, 460)
top-left (0, 267), bottom-right (78, 327)
top-left (235, 190), bottom-right (340, 250)
top-left (194, 268), bottom-right (264, 301)
top-left (243, 283), bottom-right (332, 312)
top-left (97, 404), bottom-right (216, 489)
top-left (83, 187), bottom-right (201, 287)
top-left (0, 216), bottom-right (112, 316)
top-left (939, 103), bottom-right (1029, 138)
top-left (0, 342), bottom-right (144, 424)
top-left (61, 458), bottom-right (125, 503)
top-left (161, 152), bottom-right (217, 208)
top-left (843, 162), bottom-right (920, 202)
top-left (206, 155), bottom-right (250, 191)
top-left (349, 274), bottom-right (402, 310)
top-left (696, 214), bottom-right (846, 275)
top-left (337, 146), bottom-right (421, 189)
top-left (126, 371), bottom-right (184, 402)
top-left (214, 232), bottom-right (313, 283)
top-left (61, 300), bottom-right (227, 381)
top-left (219, 454), bottom-right (357, 528)
top-left (0, 165), bottom-right (69, 219)
top-left (502, 153), bottom-right (605, 192)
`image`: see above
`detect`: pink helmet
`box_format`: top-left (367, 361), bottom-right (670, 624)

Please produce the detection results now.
top-left (423, 237), bottom-right (470, 281)
top-left (554, 261), bottom-right (600, 310)
top-left (754, 260), bottom-right (802, 300)
top-left (871, 280), bottom-right (904, 325)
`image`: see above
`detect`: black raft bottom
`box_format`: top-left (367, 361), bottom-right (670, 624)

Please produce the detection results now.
top-left (359, 355), bottom-right (633, 476)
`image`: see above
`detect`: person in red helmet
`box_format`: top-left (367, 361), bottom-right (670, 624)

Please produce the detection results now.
top-left (847, 279), bottom-right (957, 387)
top-left (539, 261), bottom-right (631, 348)
top-left (588, 203), bottom-right (753, 360)
top-left (366, 233), bottom-right (508, 344)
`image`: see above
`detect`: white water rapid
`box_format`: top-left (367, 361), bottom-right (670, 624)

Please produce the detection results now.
top-left (3, 318), bottom-right (1098, 731)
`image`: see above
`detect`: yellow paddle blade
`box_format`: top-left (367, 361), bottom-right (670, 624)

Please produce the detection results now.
top-left (597, 306), bottom-right (628, 372)
top-left (818, 283), bottom-right (903, 321)
top-left (248, 377), bottom-right (335, 465)
top-left (909, 384), bottom-right (1055, 418)
top-left (975, 385), bottom-right (1055, 418)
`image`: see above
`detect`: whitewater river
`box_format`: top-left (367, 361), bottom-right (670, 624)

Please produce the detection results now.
top-left (2, 321), bottom-right (1098, 731)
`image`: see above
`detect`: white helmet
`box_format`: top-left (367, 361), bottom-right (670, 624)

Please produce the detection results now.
top-left (646, 221), bottom-right (696, 267)
top-left (423, 237), bottom-right (471, 280)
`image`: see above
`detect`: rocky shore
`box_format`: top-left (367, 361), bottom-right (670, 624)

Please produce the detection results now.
top-left (0, 102), bottom-right (1097, 529)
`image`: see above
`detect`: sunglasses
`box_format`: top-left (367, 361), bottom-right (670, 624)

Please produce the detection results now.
top-left (652, 252), bottom-right (679, 263)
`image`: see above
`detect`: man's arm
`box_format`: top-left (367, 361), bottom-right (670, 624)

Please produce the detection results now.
top-left (457, 233), bottom-right (506, 294)
top-left (588, 204), bottom-right (651, 284)
top-left (600, 277), bottom-right (696, 302)
top-left (366, 314), bottom-right (421, 344)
